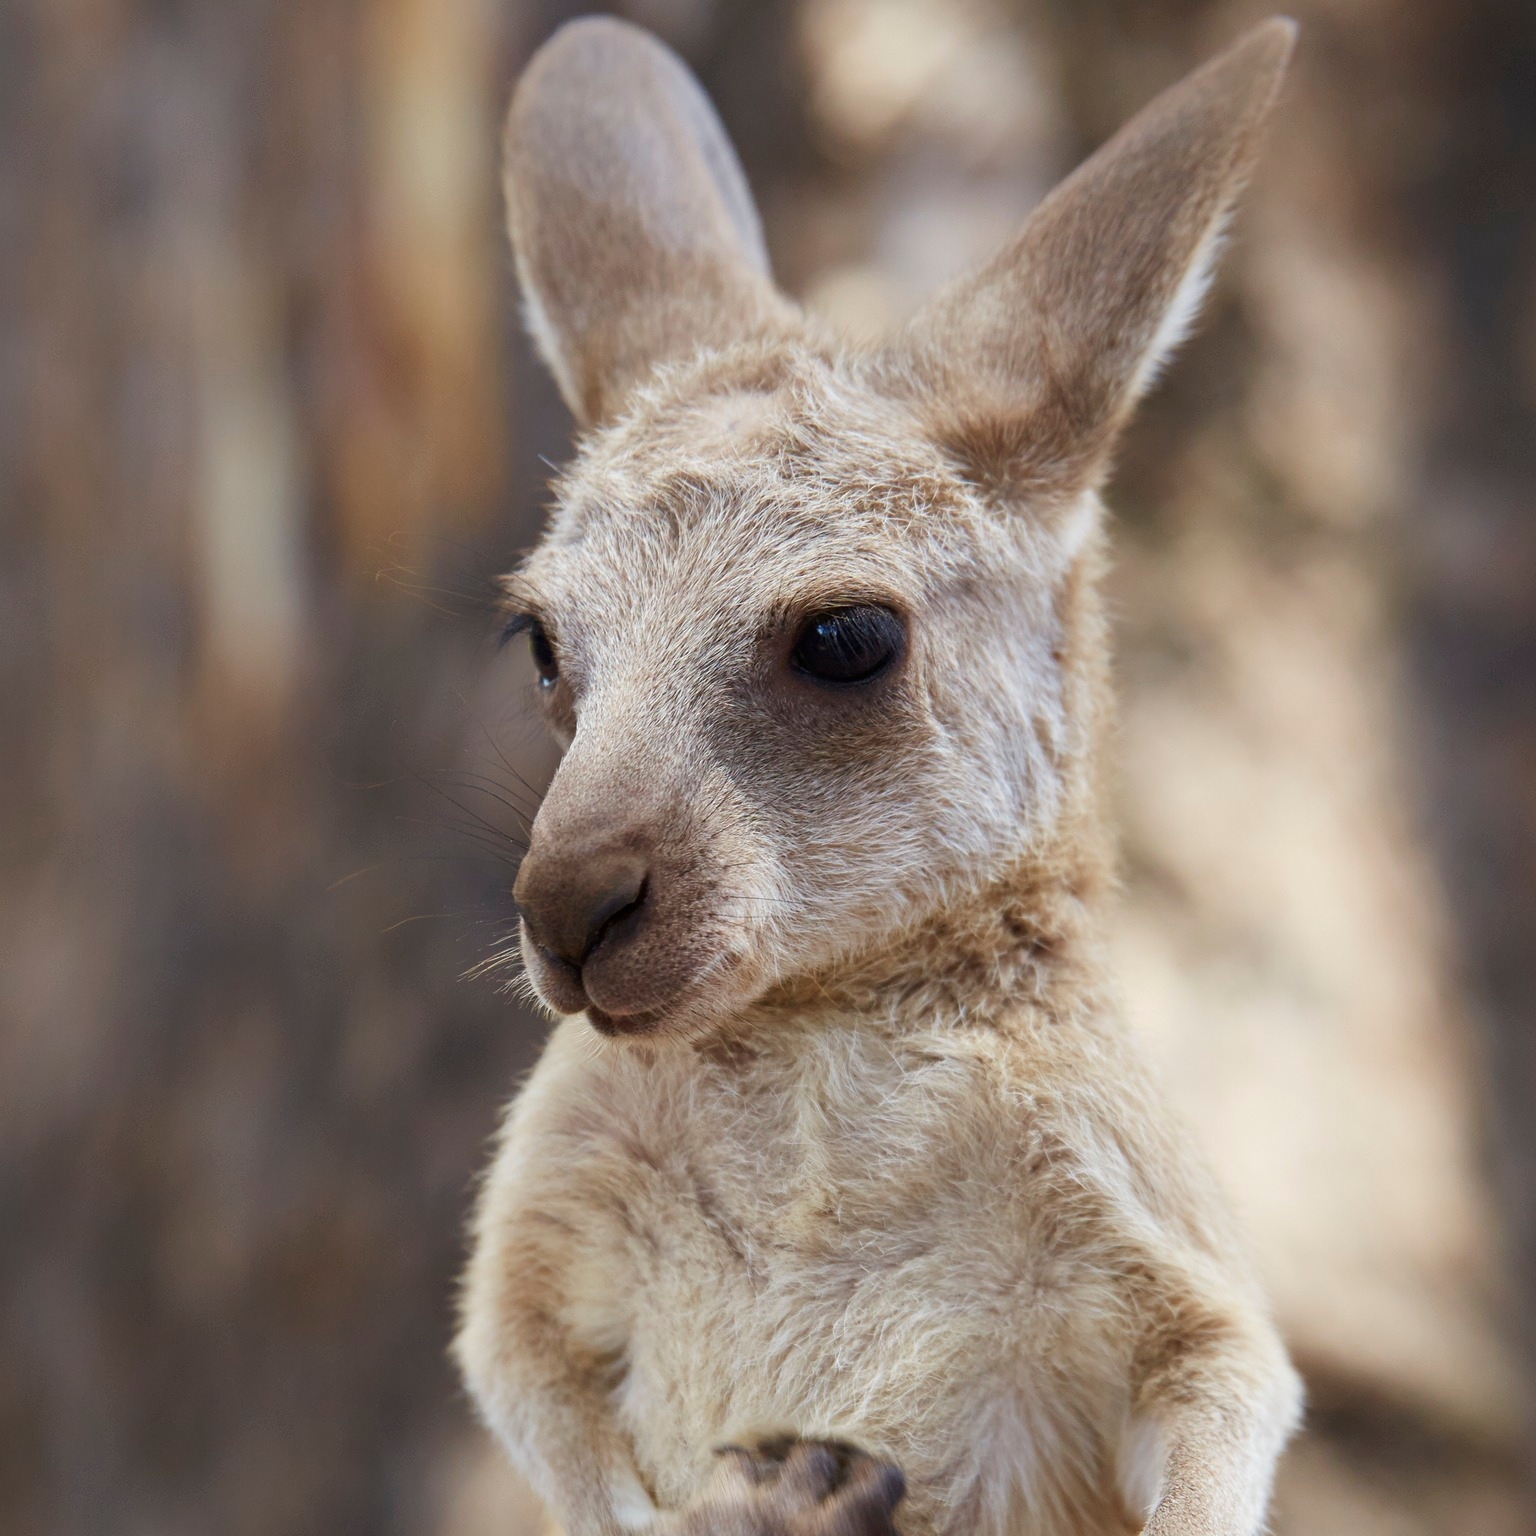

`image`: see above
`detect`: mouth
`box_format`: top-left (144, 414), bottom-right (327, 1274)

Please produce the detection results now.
top-left (519, 909), bottom-right (754, 1039)
top-left (584, 1003), bottom-right (665, 1037)
top-left (524, 934), bottom-right (672, 1037)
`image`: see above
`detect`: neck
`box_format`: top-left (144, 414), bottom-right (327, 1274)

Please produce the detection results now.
top-left (750, 809), bottom-right (1116, 1039)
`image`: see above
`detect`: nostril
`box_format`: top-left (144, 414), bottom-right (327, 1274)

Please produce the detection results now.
top-left (582, 873), bottom-right (647, 961)
top-left (518, 850), bottom-right (651, 971)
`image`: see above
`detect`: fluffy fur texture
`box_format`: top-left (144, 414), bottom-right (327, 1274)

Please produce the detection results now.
top-left (456, 17), bottom-right (1303, 1536)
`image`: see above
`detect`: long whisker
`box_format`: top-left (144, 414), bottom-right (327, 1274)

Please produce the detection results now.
top-left (394, 814), bottom-right (526, 867)
top-left (410, 771), bottom-right (530, 848)
top-left (432, 771), bottom-right (538, 833)
top-left (456, 693), bottom-right (551, 813)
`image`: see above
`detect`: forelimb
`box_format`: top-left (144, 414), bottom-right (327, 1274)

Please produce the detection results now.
top-left (1133, 1289), bottom-right (1301, 1536)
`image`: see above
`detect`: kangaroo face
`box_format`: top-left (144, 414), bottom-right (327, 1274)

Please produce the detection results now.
top-left (507, 351), bottom-right (1081, 1035)
top-left (497, 17), bottom-right (1292, 1036)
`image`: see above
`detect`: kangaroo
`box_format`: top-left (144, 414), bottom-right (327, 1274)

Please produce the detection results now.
top-left (455, 16), bottom-right (1303, 1536)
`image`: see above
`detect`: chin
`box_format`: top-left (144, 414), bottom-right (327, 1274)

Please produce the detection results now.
top-left (604, 968), bottom-right (775, 1045)
top-left (582, 1002), bottom-right (667, 1038)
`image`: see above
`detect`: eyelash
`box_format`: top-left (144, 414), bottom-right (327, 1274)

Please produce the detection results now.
top-left (499, 612), bottom-right (536, 648)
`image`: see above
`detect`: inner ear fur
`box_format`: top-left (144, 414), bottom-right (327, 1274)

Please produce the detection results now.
top-left (504, 17), bottom-right (798, 426)
top-left (894, 17), bottom-right (1296, 502)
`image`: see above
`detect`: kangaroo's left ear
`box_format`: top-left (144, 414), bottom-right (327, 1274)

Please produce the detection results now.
top-left (894, 18), bottom-right (1295, 504)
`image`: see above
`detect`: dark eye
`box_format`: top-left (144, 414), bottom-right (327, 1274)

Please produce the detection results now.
top-left (790, 605), bottom-right (905, 686)
top-left (499, 611), bottom-right (562, 690)
top-left (527, 621), bottom-right (558, 688)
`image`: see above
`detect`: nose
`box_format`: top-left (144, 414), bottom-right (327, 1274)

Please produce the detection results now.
top-left (514, 846), bottom-right (649, 970)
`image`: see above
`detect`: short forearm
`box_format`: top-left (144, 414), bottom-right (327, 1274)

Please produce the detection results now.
top-left (1142, 1438), bottom-right (1271, 1536)
top-left (456, 1217), bottom-right (651, 1536)
top-left (1136, 1329), bottom-right (1302, 1535)
top-left (485, 1377), bottom-right (655, 1536)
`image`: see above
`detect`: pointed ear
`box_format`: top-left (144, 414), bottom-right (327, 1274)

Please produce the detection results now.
top-left (897, 18), bottom-right (1295, 500)
top-left (504, 17), bottom-right (796, 426)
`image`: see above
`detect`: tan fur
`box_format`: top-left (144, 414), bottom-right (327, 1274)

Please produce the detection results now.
top-left (456, 17), bottom-right (1304, 1536)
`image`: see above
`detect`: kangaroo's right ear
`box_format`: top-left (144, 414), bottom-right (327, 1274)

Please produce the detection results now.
top-left (504, 17), bottom-right (795, 427)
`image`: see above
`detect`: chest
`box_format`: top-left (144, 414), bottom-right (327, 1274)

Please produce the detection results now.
top-left (546, 1039), bottom-right (1134, 1531)
top-left (591, 1037), bottom-right (1035, 1340)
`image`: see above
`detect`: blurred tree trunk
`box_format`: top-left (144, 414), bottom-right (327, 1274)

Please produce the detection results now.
top-left (1042, 0), bottom-right (1536, 1498)
top-left (0, 3), bottom-right (539, 1534)
top-left (1401, 0), bottom-right (1536, 1481)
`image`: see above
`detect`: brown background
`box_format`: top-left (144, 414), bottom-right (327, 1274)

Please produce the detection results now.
top-left (4, 1), bottom-right (1535, 1532)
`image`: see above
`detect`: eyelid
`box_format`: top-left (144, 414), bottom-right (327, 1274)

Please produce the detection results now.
top-left (498, 612), bottom-right (537, 649)
top-left (783, 592), bottom-right (908, 627)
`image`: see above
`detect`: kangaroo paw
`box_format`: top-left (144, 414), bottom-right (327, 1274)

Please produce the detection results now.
top-left (669, 1436), bottom-right (906, 1536)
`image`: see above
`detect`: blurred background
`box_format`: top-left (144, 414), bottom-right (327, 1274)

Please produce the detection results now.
top-left (4, 0), bottom-right (1535, 1532)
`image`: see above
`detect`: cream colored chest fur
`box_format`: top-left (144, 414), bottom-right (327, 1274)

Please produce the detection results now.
top-left (480, 1018), bottom-right (1175, 1536)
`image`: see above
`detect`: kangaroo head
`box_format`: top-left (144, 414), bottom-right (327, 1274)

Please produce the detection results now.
top-left (500, 16), bottom-right (1293, 1038)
